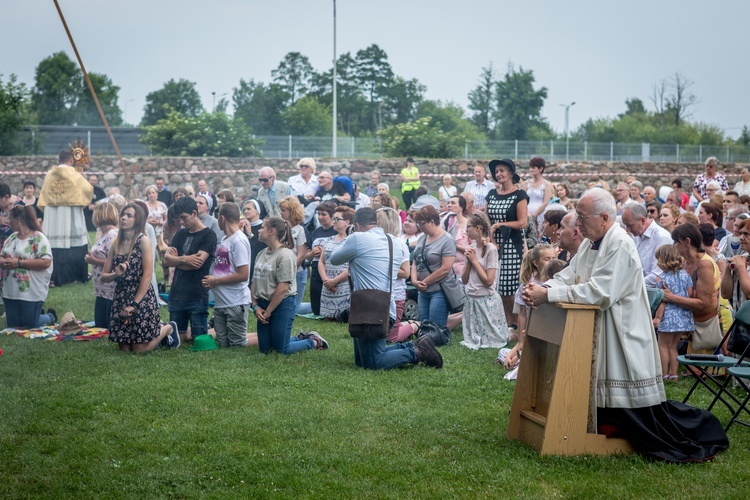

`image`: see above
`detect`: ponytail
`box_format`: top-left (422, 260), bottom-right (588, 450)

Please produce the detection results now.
top-left (264, 216), bottom-right (295, 249)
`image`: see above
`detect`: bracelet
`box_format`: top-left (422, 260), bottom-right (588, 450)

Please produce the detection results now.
top-left (18, 259), bottom-right (22, 269)
top-left (130, 300), bottom-right (139, 309)
top-left (252, 304), bottom-right (259, 312)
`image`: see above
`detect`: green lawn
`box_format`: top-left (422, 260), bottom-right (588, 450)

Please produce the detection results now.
top-left (2, 275), bottom-right (750, 497)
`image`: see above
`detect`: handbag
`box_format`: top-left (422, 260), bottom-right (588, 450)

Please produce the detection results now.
top-left (692, 314), bottom-right (723, 350)
top-left (348, 234), bottom-right (393, 340)
top-left (727, 322), bottom-right (750, 356)
top-left (417, 320), bottom-right (451, 347)
top-left (421, 237), bottom-right (466, 314)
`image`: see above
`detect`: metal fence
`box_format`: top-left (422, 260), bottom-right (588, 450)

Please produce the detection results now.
top-left (16, 126), bottom-right (750, 163)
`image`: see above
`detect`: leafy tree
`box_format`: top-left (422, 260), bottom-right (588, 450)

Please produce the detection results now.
top-left (73, 72), bottom-right (123, 126)
top-left (493, 64), bottom-right (548, 140)
top-left (141, 109), bottom-right (262, 157)
top-left (620, 97), bottom-right (647, 117)
top-left (0, 74), bottom-right (39, 154)
top-left (232, 78), bottom-right (288, 135)
top-left (416, 100), bottom-right (484, 141)
top-left (31, 51), bottom-right (79, 125)
top-left (384, 77), bottom-right (425, 124)
top-left (141, 79), bottom-right (203, 126)
top-left (271, 52), bottom-right (316, 105)
top-left (311, 52), bottom-right (375, 136)
top-left (355, 44), bottom-right (394, 131)
top-left (467, 63), bottom-right (496, 135)
top-left (379, 117), bottom-right (465, 158)
top-left (282, 96), bottom-right (332, 136)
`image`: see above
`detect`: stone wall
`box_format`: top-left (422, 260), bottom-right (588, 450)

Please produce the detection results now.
top-left (1, 156), bottom-right (747, 199)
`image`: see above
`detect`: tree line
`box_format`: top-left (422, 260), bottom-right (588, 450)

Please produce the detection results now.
top-left (1, 48), bottom-right (748, 156)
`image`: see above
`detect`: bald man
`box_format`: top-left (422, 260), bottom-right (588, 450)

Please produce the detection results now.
top-left (256, 167), bottom-right (291, 218)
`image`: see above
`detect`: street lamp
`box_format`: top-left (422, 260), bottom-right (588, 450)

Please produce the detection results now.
top-left (212, 92), bottom-right (227, 113)
top-left (560, 101), bottom-right (576, 161)
top-left (332, 0), bottom-right (337, 158)
top-left (124, 98), bottom-right (133, 125)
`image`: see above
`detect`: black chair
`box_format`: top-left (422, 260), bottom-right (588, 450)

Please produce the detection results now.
top-left (677, 301), bottom-right (750, 416)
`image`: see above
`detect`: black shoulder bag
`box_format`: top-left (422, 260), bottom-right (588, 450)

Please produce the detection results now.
top-left (348, 234), bottom-right (393, 340)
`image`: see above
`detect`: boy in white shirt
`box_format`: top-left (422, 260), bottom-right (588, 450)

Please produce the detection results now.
top-left (202, 203), bottom-right (252, 347)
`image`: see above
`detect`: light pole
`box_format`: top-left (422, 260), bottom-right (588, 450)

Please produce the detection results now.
top-left (212, 92), bottom-right (227, 113)
top-left (560, 101), bottom-right (576, 161)
top-left (124, 98), bottom-right (133, 125)
top-left (332, 0), bottom-right (337, 158)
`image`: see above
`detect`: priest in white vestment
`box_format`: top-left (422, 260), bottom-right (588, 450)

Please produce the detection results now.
top-left (524, 188), bottom-right (728, 462)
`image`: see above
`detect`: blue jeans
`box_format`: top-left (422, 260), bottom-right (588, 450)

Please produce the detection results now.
top-left (295, 268), bottom-right (312, 314)
top-left (168, 299), bottom-right (209, 338)
top-left (257, 296), bottom-right (314, 355)
top-left (353, 337), bottom-right (417, 370)
top-left (418, 289), bottom-right (449, 327)
top-left (4, 298), bottom-right (54, 329)
top-left (94, 296), bottom-right (113, 329)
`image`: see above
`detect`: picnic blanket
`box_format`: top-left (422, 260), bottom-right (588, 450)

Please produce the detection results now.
top-left (3, 322), bottom-right (109, 341)
top-left (296, 313), bottom-right (325, 320)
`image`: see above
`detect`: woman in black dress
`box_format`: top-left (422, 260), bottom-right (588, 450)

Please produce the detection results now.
top-left (485, 159), bottom-right (529, 327)
top-left (102, 203), bottom-right (179, 352)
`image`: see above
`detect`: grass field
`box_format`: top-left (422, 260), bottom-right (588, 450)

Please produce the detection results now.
top-left (2, 254), bottom-right (750, 497)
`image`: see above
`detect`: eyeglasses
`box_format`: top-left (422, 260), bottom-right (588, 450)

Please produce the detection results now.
top-left (331, 217), bottom-right (345, 223)
top-left (259, 178), bottom-right (271, 183)
top-left (575, 212), bottom-right (600, 222)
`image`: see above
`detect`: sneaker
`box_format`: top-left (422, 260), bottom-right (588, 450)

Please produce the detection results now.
top-left (309, 332), bottom-right (329, 350)
top-left (166, 321), bottom-right (181, 349)
top-left (297, 330), bottom-right (313, 340)
top-left (46, 308), bottom-right (58, 324)
top-left (413, 335), bottom-right (443, 368)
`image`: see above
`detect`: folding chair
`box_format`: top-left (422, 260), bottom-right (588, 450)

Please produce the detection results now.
top-left (724, 367), bottom-right (750, 431)
top-left (677, 301), bottom-right (750, 415)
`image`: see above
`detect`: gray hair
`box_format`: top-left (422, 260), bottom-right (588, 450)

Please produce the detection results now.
top-left (581, 188), bottom-right (616, 219)
top-left (144, 184), bottom-right (158, 195)
top-left (706, 180), bottom-right (721, 190)
top-left (561, 211), bottom-right (577, 229)
top-left (625, 203), bottom-right (648, 220)
top-left (296, 157), bottom-right (317, 173)
top-left (630, 180), bottom-right (643, 190)
top-left (729, 206), bottom-right (749, 218)
top-left (544, 203), bottom-right (568, 214)
top-left (377, 182), bottom-right (390, 193)
top-left (705, 156), bottom-right (720, 168)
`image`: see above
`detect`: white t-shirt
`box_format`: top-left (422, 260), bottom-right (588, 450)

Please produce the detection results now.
top-left (1, 232), bottom-right (53, 303)
top-left (292, 224), bottom-right (307, 271)
top-left (393, 238), bottom-right (410, 301)
top-left (212, 231), bottom-right (252, 308)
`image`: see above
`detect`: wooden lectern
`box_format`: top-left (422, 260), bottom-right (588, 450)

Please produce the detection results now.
top-left (507, 302), bottom-right (634, 456)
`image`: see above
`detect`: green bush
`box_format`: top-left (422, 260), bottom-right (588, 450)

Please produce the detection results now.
top-left (141, 109), bottom-right (263, 157)
top-left (379, 117), bottom-right (465, 158)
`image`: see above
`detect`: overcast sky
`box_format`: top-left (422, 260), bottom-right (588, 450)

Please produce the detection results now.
top-left (3, 1), bottom-right (748, 138)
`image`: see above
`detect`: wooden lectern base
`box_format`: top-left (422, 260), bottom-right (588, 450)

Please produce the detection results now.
top-left (507, 302), bottom-right (634, 456)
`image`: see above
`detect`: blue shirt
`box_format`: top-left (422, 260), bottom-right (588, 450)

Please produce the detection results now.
top-left (330, 227), bottom-right (405, 320)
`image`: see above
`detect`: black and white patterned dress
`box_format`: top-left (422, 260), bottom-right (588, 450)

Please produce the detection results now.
top-left (485, 188), bottom-right (528, 296)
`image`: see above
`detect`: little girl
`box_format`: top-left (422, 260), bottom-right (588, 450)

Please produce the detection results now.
top-left (460, 214), bottom-right (510, 350)
top-left (653, 244), bottom-right (694, 381)
top-left (496, 244), bottom-right (556, 379)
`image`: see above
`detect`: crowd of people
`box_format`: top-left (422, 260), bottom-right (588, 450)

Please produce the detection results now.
top-left (4, 151), bottom-right (748, 461)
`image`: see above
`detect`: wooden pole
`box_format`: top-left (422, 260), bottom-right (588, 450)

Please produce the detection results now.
top-left (53, 0), bottom-right (137, 200)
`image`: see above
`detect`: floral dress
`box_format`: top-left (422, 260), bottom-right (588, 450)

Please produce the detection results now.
top-left (108, 234), bottom-right (161, 344)
top-left (148, 202), bottom-right (168, 237)
top-left (319, 236), bottom-right (350, 319)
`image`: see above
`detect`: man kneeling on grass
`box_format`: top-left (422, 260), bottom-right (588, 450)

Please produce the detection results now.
top-left (330, 208), bottom-right (443, 369)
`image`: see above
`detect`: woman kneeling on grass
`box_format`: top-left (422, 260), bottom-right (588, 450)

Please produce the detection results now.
top-left (102, 203), bottom-right (179, 352)
top-left (0, 203), bottom-right (56, 329)
top-left (251, 217), bottom-right (328, 354)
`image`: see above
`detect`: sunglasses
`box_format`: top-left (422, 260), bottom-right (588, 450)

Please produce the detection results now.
top-left (647, 209), bottom-right (658, 214)
top-left (259, 178), bottom-right (271, 182)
